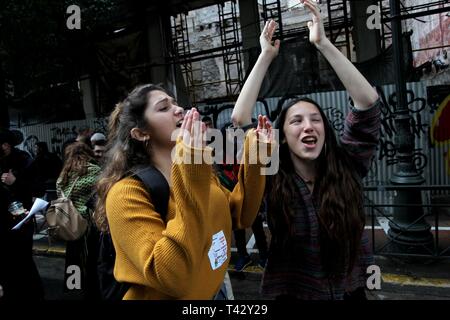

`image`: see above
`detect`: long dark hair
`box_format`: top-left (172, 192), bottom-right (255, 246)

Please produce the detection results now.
top-left (267, 97), bottom-right (365, 277)
top-left (95, 84), bottom-right (168, 232)
top-left (59, 142), bottom-right (96, 186)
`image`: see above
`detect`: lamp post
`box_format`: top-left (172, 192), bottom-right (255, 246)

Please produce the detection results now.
top-left (387, 0), bottom-right (433, 249)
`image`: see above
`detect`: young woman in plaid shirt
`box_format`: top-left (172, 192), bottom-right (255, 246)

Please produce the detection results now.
top-left (231, 0), bottom-right (382, 299)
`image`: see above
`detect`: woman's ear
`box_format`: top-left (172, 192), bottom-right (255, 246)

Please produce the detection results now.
top-left (130, 128), bottom-right (150, 142)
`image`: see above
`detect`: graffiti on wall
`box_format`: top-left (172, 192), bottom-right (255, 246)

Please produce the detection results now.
top-left (23, 135), bottom-right (40, 158)
top-left (375, 88), bottom-right (430, 172)
top-left (50, 126), bottom-right (78, 156)
top-left (21, 118), bottom-right (108, 159)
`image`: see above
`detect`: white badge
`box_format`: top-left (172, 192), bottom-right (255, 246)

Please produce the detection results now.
top-left (208, 230), bottom-right (228, 270)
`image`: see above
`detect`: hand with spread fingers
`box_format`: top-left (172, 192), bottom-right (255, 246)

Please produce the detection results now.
top-left (260, 19), bottom-right (280, 61)
top-left (255, 115), bottom-right (274, 145)
top-left (301, 0), bottom-right (328, 48)
top-left (231, 20), bottom-right (281, 127)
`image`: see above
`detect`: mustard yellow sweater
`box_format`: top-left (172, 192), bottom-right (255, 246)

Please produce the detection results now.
top-left (106, 130), bottom-right (271, 299)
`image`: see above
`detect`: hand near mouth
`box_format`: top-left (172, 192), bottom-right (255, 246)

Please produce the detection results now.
top-left (178, 108), bottom-right (207, 148)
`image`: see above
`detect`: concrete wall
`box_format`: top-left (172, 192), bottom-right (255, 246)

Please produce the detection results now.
top-left (405, 0), bottom-right (449, 67)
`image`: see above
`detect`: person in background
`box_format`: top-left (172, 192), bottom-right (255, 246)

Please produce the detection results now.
top-left (29, 142), bottom-right (63, 198)
top-left (56, 142), bottom-right (101, 299)
top-left (62, 126), bottom-right (93, 159)
top-left (215, 123), bottom-right (269, 272)
top-left (93, 144), bottom-right (106, 163)
top-left (76, 126), bottom-right (94, 145)
top-left (91, 133), bottom-right (107, 164)
top-left (202, 116), bottom-right (214, 130)
top-left (0, 129), bottom-right (44, 300)
top-left (90, 132), bottom-right (107, 147)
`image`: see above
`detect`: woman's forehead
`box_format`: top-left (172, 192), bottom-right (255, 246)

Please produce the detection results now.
top-left (286, 101), bottom-right (321, 117)
top-left (147, 90), bottom-right (171, 107)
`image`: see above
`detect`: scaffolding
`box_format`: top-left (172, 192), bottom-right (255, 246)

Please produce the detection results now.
top-left (379, 0), bottom-right (392, 50)
top-left (326, 0), bottom-right (351, 58)
top-left (379, 0), bottom-right (450, 50)
top-left (218, 1), bottom-right (244, 97)
top-left (261, 0), bottom-right (284, 39)
top-left (260, 0), bottom-right (353, 58)
top-left (167, 0), bottom-right (449, 104)
top-left (171, 14), bottom-right (197, 106)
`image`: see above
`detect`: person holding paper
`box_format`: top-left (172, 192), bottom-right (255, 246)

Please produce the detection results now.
top-left (0, 130), bottom-right (44, 300)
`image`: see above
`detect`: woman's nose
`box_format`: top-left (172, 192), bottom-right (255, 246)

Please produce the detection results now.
top-left (303, 119), bottom-right (314, 132)
top-left (175, 106), bottom-right (184, 116)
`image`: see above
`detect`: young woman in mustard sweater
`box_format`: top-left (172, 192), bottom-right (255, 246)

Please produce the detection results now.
top-left (95, 84), bottom-right (274, 299)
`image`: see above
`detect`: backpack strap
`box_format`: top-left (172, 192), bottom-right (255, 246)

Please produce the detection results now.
top-left (62, 176), bottom-right (80, 198)
top-left (132, 166), bottom-right (170, 221)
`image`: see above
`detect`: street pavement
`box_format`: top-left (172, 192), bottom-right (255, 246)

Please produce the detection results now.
top-left (33, 253), bottom-right (450, 300)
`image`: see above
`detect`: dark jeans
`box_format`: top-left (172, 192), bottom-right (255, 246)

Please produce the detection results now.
top-left (0, 218), bottom-right (44, 300)
top-left (63, 225), bottom-right (101, 300)
top-left (234, 214), bottom-right (267, 259)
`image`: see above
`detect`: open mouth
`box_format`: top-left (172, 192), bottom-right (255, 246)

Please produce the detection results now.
top-left (176, 119), bottom-right (184, 128)
top-left (301, 136), bottom-right (318, 145)
top-left (301, 136), bottom-right (318, 149)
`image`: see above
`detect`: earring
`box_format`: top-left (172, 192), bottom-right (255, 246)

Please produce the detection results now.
top-left (144, 137), bottom-right (150, 150)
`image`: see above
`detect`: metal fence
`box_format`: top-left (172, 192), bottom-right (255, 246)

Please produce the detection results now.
top-left (364, 185), bottom-right (450, 259)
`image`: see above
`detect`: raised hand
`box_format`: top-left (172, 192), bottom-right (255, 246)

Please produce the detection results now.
top-left (302, 0), bottom-right (328, 47)
top-left (255, 115), bottom-right (274, 144)
top-left (260, 20), bottom-right (280, 60)
top-left (178, 108), bottom-right (206, 149)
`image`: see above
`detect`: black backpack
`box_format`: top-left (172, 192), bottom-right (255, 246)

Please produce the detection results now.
top-left (97, 166), bottom-right (170, 301)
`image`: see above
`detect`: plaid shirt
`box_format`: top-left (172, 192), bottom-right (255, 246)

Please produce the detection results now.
top-left (261, 99), bottom-right (382, 300)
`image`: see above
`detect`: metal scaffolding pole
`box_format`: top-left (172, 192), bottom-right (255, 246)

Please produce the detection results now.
top-left (218, 1), bottom-right (244, 97)
top-left (171, 14), bottom-right (196, 106)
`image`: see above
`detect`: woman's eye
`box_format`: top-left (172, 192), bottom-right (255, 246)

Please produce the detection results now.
top-left (312, 119), bottom-right (321, 122)
top-left (160, 106), bottom-right (169, 111)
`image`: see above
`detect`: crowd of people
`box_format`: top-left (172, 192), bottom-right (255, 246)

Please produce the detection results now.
top-left (0, 1), bottom-right (381, 300)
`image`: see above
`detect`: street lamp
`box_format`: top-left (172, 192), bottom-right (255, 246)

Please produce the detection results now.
top-left (387, 0), bottom-right (434, 251)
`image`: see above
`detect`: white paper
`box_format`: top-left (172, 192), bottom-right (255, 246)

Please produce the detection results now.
top-left (208, 230), bottom-right (228, 270)
top-left (11, 198), bottom-right (49, 230)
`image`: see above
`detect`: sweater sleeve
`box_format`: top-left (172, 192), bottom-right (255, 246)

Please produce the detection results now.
top-left (340, 99), bottom-right (382, 178)
top-left (218, 129), bottom-right (273, 229)
top-left (106, 140), bottom-right (213, 298)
